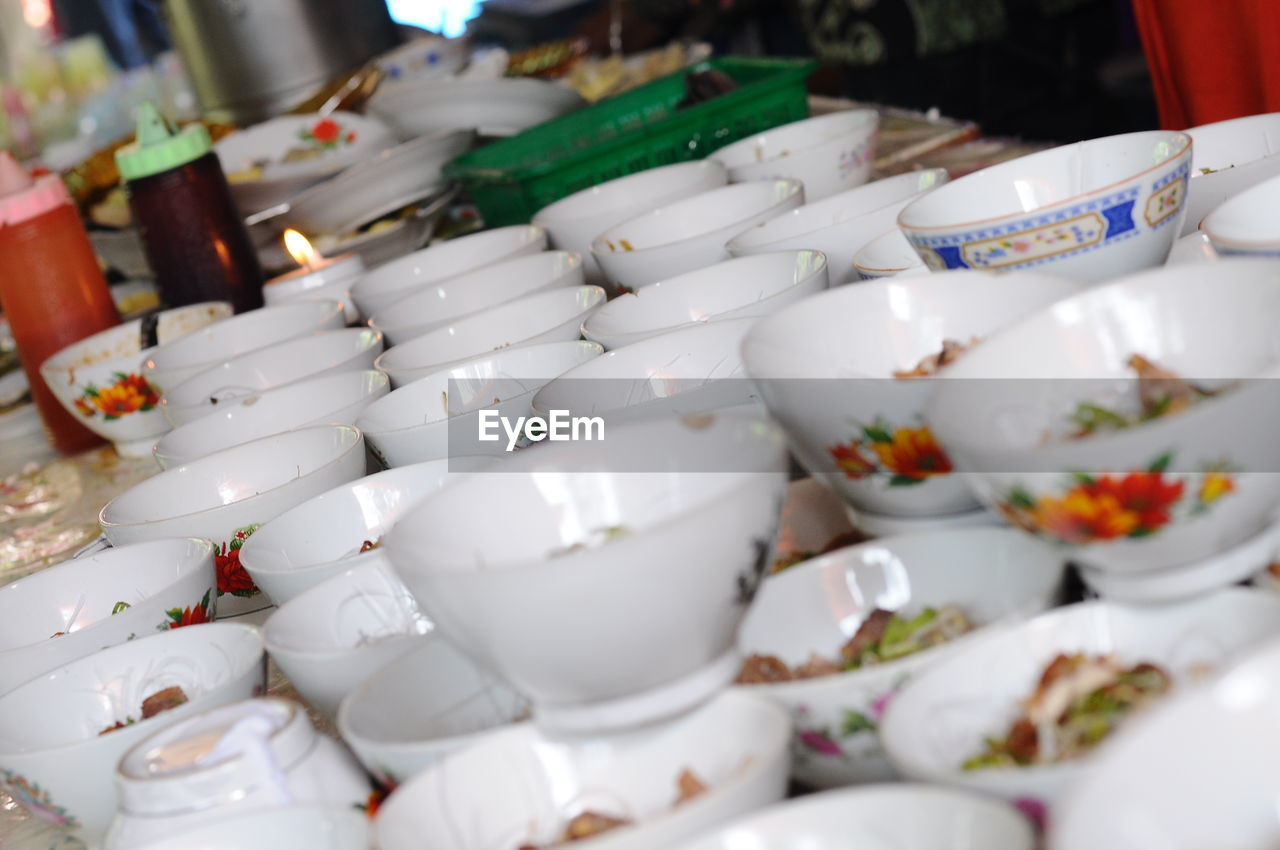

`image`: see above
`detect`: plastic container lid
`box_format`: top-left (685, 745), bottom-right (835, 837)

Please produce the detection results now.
top-left (0, 151), bottom-right (72, 224)
top-left (115, 101), bottom-right (212, 181)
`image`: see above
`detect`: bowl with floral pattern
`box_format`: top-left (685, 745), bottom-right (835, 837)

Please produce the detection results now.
top-left (741, 270), bottom-right (1093, 520)
top-left (40, 302), bottom-right (232, 457)
top-left (0, 621), bottom-right (265, 846)
top-left (733, 526), bottom-right (1064, 789)
top-left (99, 424), bottom-right (367, 618)
top-left (897, 130), bottom-right (1192, 281)
top-left (926, 260), bottom-right (1280, 575)
top-left (0, 538), bottom-right (216, 696)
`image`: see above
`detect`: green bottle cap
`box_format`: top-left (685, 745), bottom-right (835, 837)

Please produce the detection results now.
top-left (115, 101), bottom-right (212, 181)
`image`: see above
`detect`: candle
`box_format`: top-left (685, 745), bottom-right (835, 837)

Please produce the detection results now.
top-left (265, 228), bottom-right (365, 323)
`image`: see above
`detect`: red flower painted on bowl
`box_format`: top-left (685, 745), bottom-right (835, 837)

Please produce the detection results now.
top-left (215, 524), bottom-right (261, 598)
top-left (163, 588), bottom-right (214, 629)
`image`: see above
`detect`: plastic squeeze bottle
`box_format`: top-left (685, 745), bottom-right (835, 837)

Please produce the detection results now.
top-left (0, 152), bottom-right (120, 454)
top-left (115, 102), bottom-right (264, 313)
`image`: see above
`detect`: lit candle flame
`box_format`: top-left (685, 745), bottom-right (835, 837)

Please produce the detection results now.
top-left (283, 228), bottom-right (321, 271)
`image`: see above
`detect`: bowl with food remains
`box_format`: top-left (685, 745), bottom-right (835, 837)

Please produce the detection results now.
top-left (382, 410), bottom-right (789, 734)
top-left (359, 341), bottom-right (604, 466)
top-left (0, 538), bottom-right (217, 696)
top-left (734, 526), bottom-right (1064, 788)
top-left (533, 161), bottom-right (728, 290)
top-left (373, 285), bottom-right (605, 388)
top-left (1202, 172), bottom-right (1280, 258)
top-left (158, 327), bottom-right (383, 427)
top-left (880, 588), bottom-right (1280, 822)
top-left (0, 622), bottom-right (264, 846)
top-left (126, 806), bottom-right (370, 850)
top-left (350, 224), bottom-right (547, 319)
top-left (376, 690), bottom-right (791, 850)
top-left (710, 110), bottom-right (880, 201)
top-left (672, 783), bottom-right (1036, 850)
top-left (727, 169), bottom-right (949, 285)
top-left (142, 300), bottom-right (345, 396)
top-left (591, 180), bottom-right (804, 293)
top-left (337, 635), bottom-right (528, 788)
top-left (40, 302), bottom-right (231, 457)
top-left (926, 260), bottom-right (1280, 574)
top-left (897, 130), bottom-right (1193, 280)
top-left (370, 250), bottom-right (585, 346)
top-left (100, 425), bottom-right (367, 617)
top-left (239, 457), bottom-right (490, 605)
top-left (741, 271), bottom-right (1093, 520)
top-left (1182, 111), bottom-right (1280, 236)
top-left (368, 77), bottom-right (584, 140)
top-left (851, 229), bottom-right (929, 279)
top-left (581, 251), bottom-right (829, 351)
top-left (153, 370), bottom-right (389, 469)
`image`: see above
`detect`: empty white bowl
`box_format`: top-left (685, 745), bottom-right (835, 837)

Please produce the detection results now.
top-left (898, 130), bottom-right (1192, 280)
top-left (370, 250), bottom-right (585, 346)
top-left (382, 410), bottom-right (789, 734)
top-left (152, 369), bottom-right (389, 470)
top-left (1202, 171), bottom-right (1280, 257)
top-left (852, 229), bottom-right (929, 279)
top-left (376, 691), bottom-right (791, 850)
top-left (40, 302), bottom-right (232, 457)
top-left (350, 224), bottom-right (547, 319)
top-left (373, 285), bottom-right (605, 388)
top-left (0, 538), bottom-right (217, 696)
top-left (359, 340), bottom-right (604, 466)
top-left (142, 300), bottom-right (345, 396)
top-left (533, 160), bottom-right (729, 290)
top-left (126, 806), bottom-right (370, 850)
top-left (727, 169), bottom-right (949, 285)
top-left (880, 589), bottom-right (1280, 818)
top-left (741, 270), bottom-right (1092, 519)
top-left (592, 180), bottom-right (805, 292)
top-left (1165, 230), bottom-right (1218, 266)
top-left (100, 425), bottom-right (367, 617)
top-left (736, 526), bottom-right (1065, 788)
top-left (711, 110), bottom-right (880, 200)
top-left (368, 77), bottom-right (584, 139)
top-left (337, 635), bottom-right (529, 787)
top-left (581, 251), bottom-right (829, 351)
top-left (1183, 111), bottom-right (1280, 236)
top-left (0, 622), bottom-right (265, 845)
top-left (159, 327), bottom-right (384, 426)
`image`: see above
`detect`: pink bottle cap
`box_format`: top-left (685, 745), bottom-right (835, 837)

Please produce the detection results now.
top-left (0, 151), bottom-right (72, 225)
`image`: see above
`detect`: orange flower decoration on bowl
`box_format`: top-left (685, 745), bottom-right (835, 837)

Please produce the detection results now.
top-left (827, 417), bottom-right (953, 486)
top-left (300, 118), bottom-right (356, 150)
top-left (160, 588), bottom-right (214, 630)
top-left (75, 372), bottom-right (159, 420)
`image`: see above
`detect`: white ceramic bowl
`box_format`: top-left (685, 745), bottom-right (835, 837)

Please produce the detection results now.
top-left (880, 589), bottom-right (1280, 818)
top-left (370, 250), bottom-right (585, 346)
top-left (735, 526), bottom-right (1065, 788)
top-left (263, 561), bottom-right (432, 719)
top-left (382, 411), bottom-right (789, 734)
top-left (591, 180), bottom-right (805, 292)
top-left (215, 112), bottom-right (397, 214)
top-left (127, 806), bottom-right (370, 850)
top-left (0, 538), bottom-right (217, 696)
top-left (337, 634), bottom-right (528, 787)
top-left (1183, 111), bottom-right (1280, 236)
top-left (359, 340), bottom-right (604, 466)
top-left (0, 622), bottom-right (265, 844)
top-left (376, 691), bottom-right (791, 850)
top-left (350, 224), bottom-right (547, 319)
top-left (1164, 230), bottom-right (1218, 266)
top-left (1050, 636), bottom-right (1280, 850)
top-left (240, 458), bottom-right (488, 606)
top-left (368, 77), bottom-right (584, 139)
top-left (533, 161), bottom-right (729, 290)
top-left (852, 228), bottom-right (929, 279)
top-left (152, 369), bottom-right (389, 470)
top-left (741, 270), bottom-right (1093, 519)
top-left (373, 285), bottom-right (605, 388)
top-left (711, 110), bottom-right (880, 200)
top-left (581, 251), bottom-right (829, 351)
top-left (673, 783), bottom-right (1036, 850)
top-left (100, 425), bottom-right (367, 617)
top-left (727, 169), bottom-right (949, 285)
top-left (375, 35), bottom-right (469, 85)
top-left (1202, 171), bottom-right (1280, 257)
top-left (142, 300), bottom-right (345, 396)
top-left (533, 318), bottom-right (759, 426)
top-left (261, 254), bottom-right (363, 323)
top-left (927, 260), bottom-right (1280, 574)
top-left (40, 302), bottom-right (232, 457)
top-left (897, 130), bottom-right (1192, 280)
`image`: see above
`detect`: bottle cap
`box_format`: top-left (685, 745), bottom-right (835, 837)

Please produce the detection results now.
top-left (0, 151), bottom-right (72, 225)
top-left (115, 101), bottom-right (212, 181)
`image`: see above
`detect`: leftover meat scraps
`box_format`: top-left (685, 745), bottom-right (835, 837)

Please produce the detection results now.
top-left (359, 539), bottom-right (381, 553)
top-left (962, 653), bottom-right (1171, 770)
top-left (893, 337), bottom-right (980, 378)
top-left (1069, 354), bottom-right (1220, 438)
top-left (736, 604), bottom-right (974, 684)
top-left (100, 686), bottom-right (190, 735)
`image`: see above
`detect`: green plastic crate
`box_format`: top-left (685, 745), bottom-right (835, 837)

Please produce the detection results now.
top-left (442, 56), bottom-right (818, 227)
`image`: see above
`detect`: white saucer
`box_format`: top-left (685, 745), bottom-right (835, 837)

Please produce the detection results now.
top-left (841, 503), bottom-right (1002, 538)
